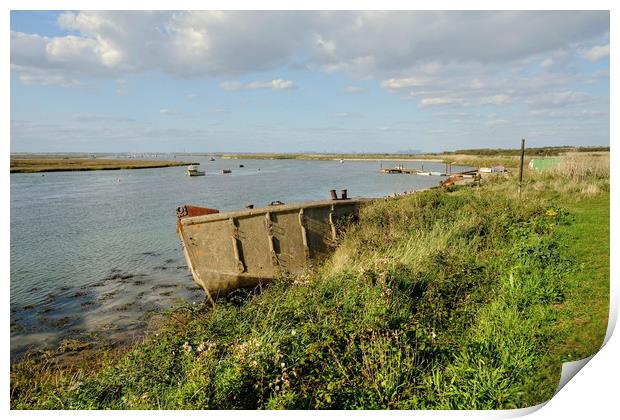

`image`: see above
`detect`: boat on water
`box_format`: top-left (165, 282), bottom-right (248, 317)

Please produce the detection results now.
top-left (176, 196), bottom-right (370, 297)
top-left (187, 165), bottom-right (206, 176)
top-left (417, 171), bottom-right (431, 176)
top-left (222, 169), bottom-right (232, 174)
top-left (209, 156), bottom-right (216, 161)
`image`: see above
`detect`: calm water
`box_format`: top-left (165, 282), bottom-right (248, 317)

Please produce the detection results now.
top-left (10, 157), bottom-right (468, 356)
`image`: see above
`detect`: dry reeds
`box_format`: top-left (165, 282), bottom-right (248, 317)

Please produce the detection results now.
top-left (552, 153), bottom-right (610, 180)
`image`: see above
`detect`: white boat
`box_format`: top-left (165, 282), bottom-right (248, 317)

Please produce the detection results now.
top-left (417, 171), bottom-right (431, 176)
top-left (187, 165), bottom-right (206, 176)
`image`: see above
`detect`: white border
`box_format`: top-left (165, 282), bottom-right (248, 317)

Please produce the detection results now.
top-left (3, 2), bottom-right (616, 418)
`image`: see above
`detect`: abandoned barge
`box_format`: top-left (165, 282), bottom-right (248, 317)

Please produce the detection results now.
top-left (176, 193), bottom-right (370, 298)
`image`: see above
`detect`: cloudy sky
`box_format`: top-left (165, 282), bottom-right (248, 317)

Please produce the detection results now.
top-left (10, 10), bottom-right (610, 153)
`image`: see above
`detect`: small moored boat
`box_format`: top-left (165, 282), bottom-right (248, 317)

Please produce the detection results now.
top-left (187, 165), bottom-right (206, 176)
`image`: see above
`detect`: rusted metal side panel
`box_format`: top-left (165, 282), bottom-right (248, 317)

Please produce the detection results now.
top-left (179, 218), bottom-right (240, 293)
top-left (235, 215), bottom-right (273, 276)
top-left (303, 206), bottom-right (338, 256)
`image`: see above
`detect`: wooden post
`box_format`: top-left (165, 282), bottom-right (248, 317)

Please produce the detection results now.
top-left (518, 138), bottom-right (526, 196)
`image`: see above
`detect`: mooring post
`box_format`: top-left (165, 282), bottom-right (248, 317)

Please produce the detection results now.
top-left (518, 138), bottom-right (526, 197)
top-left (330, 189), bottom-right (338, 200)
top-left (341, 189), bottom-right (348, 200)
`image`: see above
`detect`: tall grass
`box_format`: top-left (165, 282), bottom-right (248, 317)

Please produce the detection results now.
top-left (524, 153), bottom-right (609, 199)
top-left (11, 155), bottom-right (609, 409)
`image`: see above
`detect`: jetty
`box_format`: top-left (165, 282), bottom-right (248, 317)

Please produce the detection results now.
top-left (380, 166), bottom-right (447, 176)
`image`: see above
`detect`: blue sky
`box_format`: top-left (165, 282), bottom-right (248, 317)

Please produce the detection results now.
top-left (10, 11), bottom-right (610, 153)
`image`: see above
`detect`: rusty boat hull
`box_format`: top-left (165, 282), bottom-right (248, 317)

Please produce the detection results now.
top-left (176, 198), bottom-right (370, 298)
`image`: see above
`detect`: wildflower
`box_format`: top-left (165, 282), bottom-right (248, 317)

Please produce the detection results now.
top-left (275, 385), bottom-right (280, 391)
top-left (201, 341), bottom-right (215, 353)
top-left (291, 329), bottom-right (297, 336)
top-left (545, 209), bottom-right (558, 217)
top-left (181, 341), bottom-right (192, 353)
top-left (280, 362), bottom-right (286, 368)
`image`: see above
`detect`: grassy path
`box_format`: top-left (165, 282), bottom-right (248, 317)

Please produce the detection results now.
top-left (554, 192), bottom-right (610, 361)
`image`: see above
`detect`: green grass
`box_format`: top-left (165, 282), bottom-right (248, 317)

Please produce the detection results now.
top-left (553, 192), bottom-right (609, 360)
top-left (10, 169), bottom-right (609, 410)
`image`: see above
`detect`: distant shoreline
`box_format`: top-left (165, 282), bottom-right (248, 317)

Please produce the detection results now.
top-left (10, 158), bottom-right (196, 173)
top-left (220, 153), bottom-right (447, 162)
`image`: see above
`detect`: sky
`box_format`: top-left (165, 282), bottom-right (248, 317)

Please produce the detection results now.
top-left (9, 10), bottom-right (610, 153)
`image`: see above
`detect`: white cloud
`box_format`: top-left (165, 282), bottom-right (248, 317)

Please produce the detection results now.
top-left (541, 58), bottom-right (554, 68)
top-left (159, 108), bottom-right (178, 115)
top-left (529, 109), bottom-right (607, 119)
top-left (583, 44), bottom-right (609, 61)
top-left (381, 77), bottom-right (431, 90)
top-left (525, 91), bottom-right (591, 108)
top-left (12, 64), bottom-right (82, 87)
top-left (220, 79), bottom-right (294, 91)
top-left (480, 94), bottom-right (512, 105)
top-left (10, 11), bottom-right (609, 86)
top-left (420, 97), bottom-right (463, 107)
top-left (485, 119), bottom-right (510, 126)
top-left (248, 79), bottom-right (294, 90)
top-left (470, 79), bottom-right (484, 89)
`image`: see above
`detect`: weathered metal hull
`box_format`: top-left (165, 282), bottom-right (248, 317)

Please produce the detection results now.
top-left (176, 199), bottom-right (369, 297)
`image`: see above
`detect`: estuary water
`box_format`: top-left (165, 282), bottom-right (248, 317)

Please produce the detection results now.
top-left (10, 157), bottom-right (469, 357)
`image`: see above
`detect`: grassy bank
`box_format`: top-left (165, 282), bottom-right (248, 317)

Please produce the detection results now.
top-left (220, 149), bottom-right (608, 171)
top-left (10, 157), bottom-right (195, 173)
top-left (10, 155), bottom-right (609, 409)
